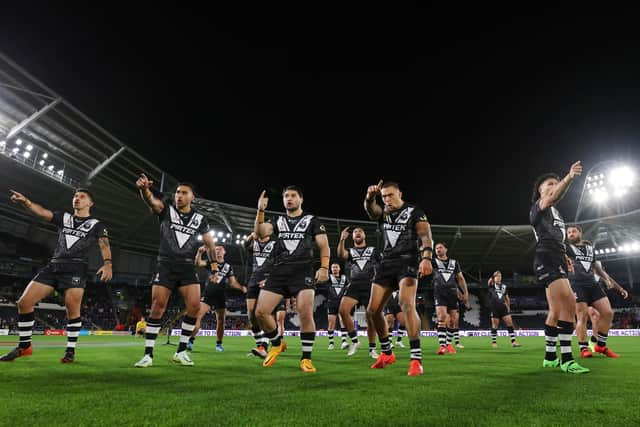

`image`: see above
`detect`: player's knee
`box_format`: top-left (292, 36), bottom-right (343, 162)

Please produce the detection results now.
top-left (17, 297), bottom-right (30, 311)
top-left (255, 306), bottom-right (269, 321)
top-left (151, 300), bottom-right (167, 313)
top-left (365, 307), bottom-right (379, 319)
top-left (400, 302), bottom-right (415, 313)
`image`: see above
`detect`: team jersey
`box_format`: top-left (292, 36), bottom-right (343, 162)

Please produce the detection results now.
top-left (379, 203), bottom-right (427, 260)
top-left (566, 242), bottom-right (597, 286)
top-left (50, 211), bottom-right (108, 264)
top-left (529, 200), bottom-right (566, 254)
top-left (246, 237), bottom-right (276, 279)
top-left (329, 274), bottom-right (349, 299)
top-left (208, 261), bottom-right (235, 289)
top-left (268, 213), bottom-right (326, 266)
top-left (489, 283), bottom-right (508, 306)
top-left (431, 257), bottom-right (461, 290)
top-left (347, 246), bottom-right (379, 283)
top-left (156, 202), bottom-right (210, 262)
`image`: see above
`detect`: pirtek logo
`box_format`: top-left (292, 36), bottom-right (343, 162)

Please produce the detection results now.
top-left (383, 224), bottom-right (407, 232)
top-left (63, 228), bottom-right (87, 238)
top-left (280, 232), bottom-right (305, 239)
top-left (170, 224), bottom-right (196, 234)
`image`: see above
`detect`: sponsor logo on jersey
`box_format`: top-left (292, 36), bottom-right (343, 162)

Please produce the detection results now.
top-left (384, 206), bottom-right (414, 248)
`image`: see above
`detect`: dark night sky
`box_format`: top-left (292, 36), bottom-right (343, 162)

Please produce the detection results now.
top-left (2, 7), bottom-right (640, 225)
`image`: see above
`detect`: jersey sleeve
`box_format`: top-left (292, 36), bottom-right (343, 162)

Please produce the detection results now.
top-left (228, 265), bottom-right (235, 278)
top-left (529, 200), bottom-right (544, 226)
top-left (197, 215), bottom-right (210, 234)
top-left (454, 260), bottom-right (462, 275)
top-left (156, 197), bottom-right (171, 219)
top-left (94, 221), bottom-right (109, 239)
top-left (51, 211), bottom-right (65, 227)
top-left (310, 216), bottom-right (326, 237)
top-left (413, 206), bottom-right (428, 224)
top-left (565, 244), bottom-right (575, 260)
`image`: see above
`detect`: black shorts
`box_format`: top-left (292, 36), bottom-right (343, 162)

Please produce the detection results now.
top-left (327, 297), bottom-right (341, 315)
top-left (153, 261), bottom-right (199, 290)
top-left (572, 282), bottom-right (607, 305)
top-left (416, 291), bottom-right (430, 315)
top-left (490, 304), bottom-right (509, 319)
top-left (373, 257), bottom-right (418, 290)
top-left (202, 283), bottom-right (226, 310)
top-left (343, 282), bottom-right (371, 307)
top-left (533, 251), bottom-right (568, 288)
top-left (384, 299), bottom-right (401, 316)
top-left (434, 287), bottom-right (459, 310)
top-left (34, 262), bottom-right (87, 291)
top-left (263, 263), bottom-right (315, 298)
top-left (247, 277), bottom-right (261, 300)
top-left (275, 298), bottom-right (286, 313)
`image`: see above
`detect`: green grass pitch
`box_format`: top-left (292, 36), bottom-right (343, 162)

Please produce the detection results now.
top-left (1, 335), bottom-right (638, 426)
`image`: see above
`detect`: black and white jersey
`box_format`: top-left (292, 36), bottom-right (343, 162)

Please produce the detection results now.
top-left (156, 202), bottom-right (210, 262)
top-left (269, 213), bottom-right (326, 266)
top-left (247, 237), bottom-right (276, 279)
top-left (379, 203), bottom-right (427, 260)
top-left (347, 246), bottom-right (379, 283)
top-left (489, 283), bottom-right (508, 307)
top-left (567, 242), bottom-right (597, 286)
top-left (529, 200), bottom-right (566, 254)
top-left (50, 211), bottom-right (108, 263)
top-left (208, 261), bottom-right (235, 289)
top-left (431, 257), bottom-right (461, 290)
top-left (329, 274), bottom-right (349, 299)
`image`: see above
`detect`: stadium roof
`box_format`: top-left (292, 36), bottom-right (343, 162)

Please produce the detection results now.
top-left (0, 51), bottom-right (638, 280)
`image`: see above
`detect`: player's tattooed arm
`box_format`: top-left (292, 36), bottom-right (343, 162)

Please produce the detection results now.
top-left (364, 180), bottom-right (384, 220)
top-left (255, 190), bottom-right (268, 235)
top-left (202, 233), bottom-right (218, 273)
top-left (194, 245), bottom-right (208, 268)
top-left (593, 262), bottom-right (629, 299)
top-left (539, 161), bottom-right (582, 210)
top-left (337, 227), bottom-right (350, 260)
top-left (135, 174), bottom-right (164, 214)
top-left (9, 190), bottom-right (54, 222)
top-left (97, 237), bottom-right (113, 282)
top-left (456, 272), bottom-right (469, 306)
top-left (417, 219), bottom-right (434, 277)
top-left (314, 233), bottom-right (330, 282)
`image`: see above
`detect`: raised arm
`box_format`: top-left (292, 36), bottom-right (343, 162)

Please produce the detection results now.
top-left (337, 227), bottom-right (350, 260)
top-left (244, 232), bottom-right (257, 251)
top-left (194, 245), bottom-right (208, 268)
top-left (255, 190), bottom-right (269, 235)
top-left (539, 161), bottom-right (582, 210)
top-left (364, 180), bottom-right (384, 220)
top-left (10, 190), bottom-right (53, 222)
top-left (135, 174), bottom-right (164, 214)
top-left (96, 237), bottom-right (113, 282)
